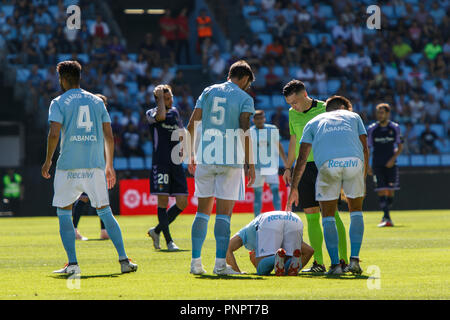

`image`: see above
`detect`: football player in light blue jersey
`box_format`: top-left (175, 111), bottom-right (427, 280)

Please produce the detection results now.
top-left (41, 61), bottom-right (137, 275)
top-left (226, 211), bottom-right (314, 276)
top-left (187, 60), bottom-right (256, 275)
top-left (250, 110), bottom-right (288, 217)
top-left (287, 96), bottom-right (369, 275)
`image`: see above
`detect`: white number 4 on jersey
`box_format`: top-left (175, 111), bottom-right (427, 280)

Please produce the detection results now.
top-left (77, 105), bottom-right (93, 132)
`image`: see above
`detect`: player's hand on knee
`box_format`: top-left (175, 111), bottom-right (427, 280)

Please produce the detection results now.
top-left (286, 189), bottom-right (299, 211)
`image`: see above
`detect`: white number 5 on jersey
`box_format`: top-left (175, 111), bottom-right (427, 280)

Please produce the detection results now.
top-left (77, 105), bottom-right (93, 132)
top-left (211, 97), bottom-right (226, 125)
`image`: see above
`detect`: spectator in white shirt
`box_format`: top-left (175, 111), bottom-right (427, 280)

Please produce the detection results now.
top-left (332, 18), bottom-right (351, 41)
top-left (336, 48), bottom-right (355, 70)
top-left (110, 67), bottom-right (125, 86)
top-left (233, 36), bottom-right (249, 59)
top-left (314, 65), bottom-right (327, 95)
top-left (430, 80), bottom-right (445, 102)
top-left (251, 39), bottom-right (266, 59)
top-left (209, 50), bottom-right (226, 81)
top-left (261, 0), bottom-right (276, 11)
top-left (408, 93), bottom-right (425, 123)
top-left (351, 21), bottom-right (364, 48)
top-left (425, 94), bottom-right (442, 123)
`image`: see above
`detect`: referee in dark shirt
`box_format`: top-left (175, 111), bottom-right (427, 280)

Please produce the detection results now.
top-left (367, 104), bottom-right (403, 227)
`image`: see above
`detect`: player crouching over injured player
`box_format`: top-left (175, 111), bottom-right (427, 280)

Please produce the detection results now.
top-left (226, 211), bottom-right (314, 276)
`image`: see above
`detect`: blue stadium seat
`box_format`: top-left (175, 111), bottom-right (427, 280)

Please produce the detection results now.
top-left (289, 67), bottom-right (300, 78)
top-left (325, 19), bottom-right (337, 29)
top-left (381, 5), bottom-right (396, 18)
top-left (413, 124), bottom-right (425, 137)
top-left (410, 155), bottom-right (425, 166)
top-left (242, 5), bottom-right (258, 18)
top-left (319, 5), bottom-right (333, 18)
top-left (396, 155), bottom-right (410, 167)
top-left (430, 124), bottom-right (445, 137)
top-left (435, 140), bottom-right (449, 154)
top-left (125, 81), bottom-right (138, 96)
top-left (128, 53), bottom-right (137, 61)
top-left (57, 54), bottom-right (72, 62)
top-left (77, 53), bottom-right (89, 64)
top-left (385, 66), bottom-right (398, 79)
top-left (37, 68), bottom-right (48, 79)
top-left (38, 34), bottom-right (49, 48)
top-left (439, 110), bottom-right (450, 123)
top-left (221, 52), bottom-right (231, 61)
top-left (1, 5), bottom-right (14, 17)
top-left (441, 154), bottom-right (450, 166)
top-left (129, 157), bottom-right (145, 170)
top-left (395, 4), bottom-right (407, 17)
top-left (258, 33), bottom-right (273, 46)
top-left (304, 33), bottom-right (317, 46)
top-left (273, 66), bottom-right (284, 77)
top-left (255, 95), bottom-right (271, 109)
top-left (48, 5), bottom-right (59, 19)
top-left (410, 53), bottom-right (422, 65)
top-left (259, 66), bottom-right (269, 77)
top-left (249, 19), bottom-right (266, 33)
top-left (151, 68), bottom-right (162, 78)
top-left (114, 157), bottom-right (128, 170)
top-left (271, 95), bottom-right (286, 107)
top-left (145, 157), bottom-right (152, 169)
top-left (143, 141), bottom-right (152, 156)
top-left (371, 65), bottom-right (381, 74)
top-left (16, 69), bottom-right (30, 82)
top-left (425, 155), bottom-right (440, 166)
top-left (64, 0), bottom-right (80, 5)
top-left (327, 79), bottom-right (341, 94)
top-left (422, 80), bottom-right (435, 92)
top-left (109, 111), bottom-right (123, 121)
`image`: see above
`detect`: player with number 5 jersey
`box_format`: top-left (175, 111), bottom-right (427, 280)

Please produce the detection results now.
top-left (41, 61), bottom-right (137, 275)
top-left (187, 60), bottom-right (256, 275)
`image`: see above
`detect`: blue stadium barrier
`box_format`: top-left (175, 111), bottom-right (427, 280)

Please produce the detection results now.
top-left (258, 33), bottom-right (273, 46)
top-left (114, 157), bottom-right (128, 170)
top-left (129, 157), bottom-right (145, 170)
top-left (397, 155), bottom-right (410, 167)
top-left (441, 154), bottom-right (450, 166)
top-left (425, 155), bottom-right (441, 166)
top-left (271, 95), bottom-right (286, 107)
top-left (410, 155), bottom-right (425, 166)
top-left (249, 19), bottom-right (266, 33)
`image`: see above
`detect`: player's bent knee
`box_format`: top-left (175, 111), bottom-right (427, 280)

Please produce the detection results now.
top-left (304, 207), bottom-right (320, 214)
top-left (176, 196), bottom-right (188, 210)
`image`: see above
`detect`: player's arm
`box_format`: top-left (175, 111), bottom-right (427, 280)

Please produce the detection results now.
top-left (283, 134), bottom-right (297, 185)
top-left (359, 134), bottom-right (370, 178)
top-left (240, 112), bottom-right (255, 187)
top-left (226, 234), bottom-right (244, 273)
top-left (103, 122), bottom-right (116, 189)
top-left (287, 142), bottom-right (312, 210)
top-left (186, 108), bottom-right (202, 174)
top-left (278, 141), bottom-right (288, 169)
top-left (386, 143), bottom-right (403, 168)
top-left (154, 87), bottom-right (166, 122)
top-left (41, 121), bottom-right (62, 179)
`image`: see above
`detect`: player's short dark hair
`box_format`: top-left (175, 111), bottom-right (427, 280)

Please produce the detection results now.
top-left (153, 84), bottom-right (172, 101)
top-left (376, 103), bottom-right (391, 113)
top-left (56, 60), bottom-right (81, 86)
top-left (95, 94), bottom-right (108, 107)
top-left (282, 80), bottom-right (306, 97)
top-left (228, 60), bottom-right (254, 82)
top-left (325, 95), bottom-right (353, 111)
top-left (254, 110), bottom-right (265, 117)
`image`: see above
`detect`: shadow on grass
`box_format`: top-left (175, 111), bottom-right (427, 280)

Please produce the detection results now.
top-left (157, 249), bottom-right (191, 253)
top-left (298, 273), bottom-right (370, 280)
top-left (195, 274), bottom-right (265, 280)
top-left (85, 238), bottom-right (109, 241)
top-left (49, 273), bottom-right (122, 280)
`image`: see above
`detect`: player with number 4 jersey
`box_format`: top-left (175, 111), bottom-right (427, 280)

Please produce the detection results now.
top-left (41, 61), bottom-right (137, 275)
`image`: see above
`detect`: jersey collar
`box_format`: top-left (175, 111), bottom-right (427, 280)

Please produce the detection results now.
top-left (303, 99), bottom-right (317, 114)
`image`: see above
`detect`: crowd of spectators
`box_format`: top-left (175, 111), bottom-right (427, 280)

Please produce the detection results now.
top-left (219, 0), bottom-right (449, 153)
top-left (0, 0), bottom-right (196, 158)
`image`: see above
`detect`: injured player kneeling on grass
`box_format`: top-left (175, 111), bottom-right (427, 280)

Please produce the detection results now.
top-left (226, 211), bottom-right (314, 276)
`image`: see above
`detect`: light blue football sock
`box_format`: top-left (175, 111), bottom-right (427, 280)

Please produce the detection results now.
top-left (349, 211), bottom-right (364, 258)
top-left (270, 184), bottom-right (281, 210)
top-left (97, 206), bottom-right (127, 260)
top-left (57, 208), bottom-right (77, 264)
top-left (191, 212), bottom-right (210, 259)
top-left (322, 216), bottom-right (340, 265)
top-left (254, 187), bottom-right (263, 217)
top-left (214, 214), bottom-right (231, 259)
top-left (256, 255), bottom-right (275, 275)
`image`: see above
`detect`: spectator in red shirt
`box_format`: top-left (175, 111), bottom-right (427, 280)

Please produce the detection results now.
top-left (176, 8), bottom-right (190, 64)
top-left (159, 9), bottom-right (177, 49)
top-left (89, 15), bottom-right (110, 39)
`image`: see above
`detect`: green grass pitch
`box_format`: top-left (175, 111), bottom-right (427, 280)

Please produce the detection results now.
top-left (0, 210), bottom-right (449, 300)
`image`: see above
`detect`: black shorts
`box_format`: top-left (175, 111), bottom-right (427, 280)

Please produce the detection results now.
top-left (373, 166), bottom-right (400, 191)
top-left (150, 164), bottom-right (189, 196)
top-left (292, 162), bottom-right (319, 211)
